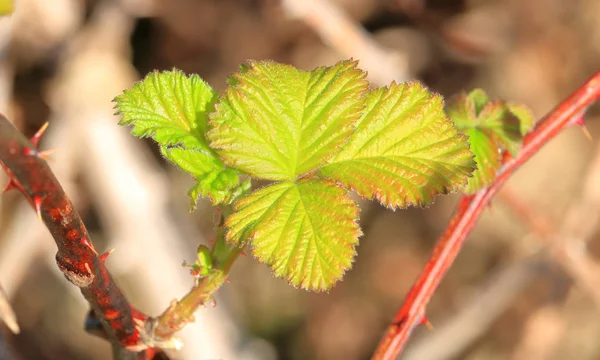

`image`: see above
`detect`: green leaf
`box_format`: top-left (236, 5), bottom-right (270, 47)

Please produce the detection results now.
top-left (162, 147), bottom-right (249, 207)
top-left (208, 60), bottom-right (369, 181)
top-left (467, 89), bottom-right (489, 115)
top-left (319, 82), bottom-right (475, 208)
top-left (0, 0), bottom-right (13, 16)
top-left (461, 129), bottom-right (500, 193)
top-left (226, 180), bottom-right (361, 291)
top-left (115, 69), bottom-right (216, 148)
top-left (507, 102), bottom-right (535, 135)
top-left (477, 101), bottom-right (524, 156)
top-left (115, 70), bottom-right (245, 206)
top-left (447, 89), bottom-right (535, 193)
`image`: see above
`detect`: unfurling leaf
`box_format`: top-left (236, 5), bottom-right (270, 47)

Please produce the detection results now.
top-left (447, 89), bottom-right (535, 193)
top-left (226, 180), bottom-right (360, 291)
top-left (115, 70), bottom-right (246, 206)
top-left (320, 82), bottom-right (475, 208)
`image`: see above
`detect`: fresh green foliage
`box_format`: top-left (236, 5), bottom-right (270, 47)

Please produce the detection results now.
top-left (0, 0), bottom-right (12, 16)
top-left (226, 180), bottom-right (360, 291)
top-left (208, 60), bottom-right (369, 180)
top-left (116, 61), bottom-right (476, 291)
top-left (320, 82), bottom-right (475, 208)
top-left (447, 89), bottom-right (534, 193)
top-left (114, 69), bottom-right (247, 207)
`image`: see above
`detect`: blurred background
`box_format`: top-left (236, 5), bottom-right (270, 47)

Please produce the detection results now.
top-left (0, 0), bottom-right (600, 359)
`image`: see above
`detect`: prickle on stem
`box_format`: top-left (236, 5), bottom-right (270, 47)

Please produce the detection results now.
top-left (100, 248), bottom-right (115, 263)
top-left (80, 237), bottom-right (98, 255)
top-left (2, 179), bottom-right (17, 193)
top-left (30, 122), bottom-right (49, 147)
top-left (420, 316), bottom-right (434, 331)
top-left (33, 196), bottom-right (43, 221)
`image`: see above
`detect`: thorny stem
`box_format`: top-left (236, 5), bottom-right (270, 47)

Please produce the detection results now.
top-left (373, 70), bottom-right (600, 360)
top-left (152, 204), bottom-right (243, 341)
top-left (0, 113), bottom-right (245, 357)
top-left (0, 115), bottom-right (166, 359)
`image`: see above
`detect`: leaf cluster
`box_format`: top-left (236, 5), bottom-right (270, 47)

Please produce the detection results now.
top-left (115, 60), bottom-right (476, 291)
top-left (446, 89), bottom-right (535, 193)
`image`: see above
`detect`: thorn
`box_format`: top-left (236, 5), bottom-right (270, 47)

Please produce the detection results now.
top-left (581, 125), bottom-right (593, 141)
top-left (208, 238), bottom-right (215, 245)
top-left (38, 149), bottom-right (56, 161)
top-left (22, 147), bottom-right (55, 161)
top-left (570, 113), bottom-right (593, 141)
top-left (30, 122), bottom-right (49, 148)
top-left (2, 180), bottom-right (17, 193)
top-left (207, 297), bottom-right (217, 308)
top-left (32, 196), bottom-right (43, 220)
top-left (571, 113), bottom-right (585, 127)
top-left (240, 251), bottom-right (247, 257)
top-left (81, 237), bottom-right (98, 255)
top-left (224, 278), bottom-right (231, 284)
top-left (99, 248), bottom-right (115, 262)
top-left (420, 316), bottom-right (434, 331)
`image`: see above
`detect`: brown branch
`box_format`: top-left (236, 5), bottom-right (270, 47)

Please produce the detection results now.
top-left (372, 70), bottom-right (600, 359)
top-left (0, 116), bottom-right (165, 359)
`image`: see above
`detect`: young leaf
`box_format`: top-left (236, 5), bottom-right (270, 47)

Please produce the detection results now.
top-left (0, 0), bottom-right (13, 15)
top-left (319, 82), bottom-right (476, 208)
top-left (162, 147), bottom-right (248, 206)
top-left (447, 89), bottom-right (535, 193)
top-left (461, 129), bottom-right (499, 192)
top-left (115, 69), bottom-right (216, 148)
top-left (225, 180), bottom-right (361, 291)
top-left (115, 70), bottom-right (245, 206)
top-left (208, 60), bottom-right (369, 181)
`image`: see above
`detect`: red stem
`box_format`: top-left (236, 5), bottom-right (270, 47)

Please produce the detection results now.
top-left (373, 71), bottom-right (600, 359)
top-left (0, 116), bottom-right (164, 359)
